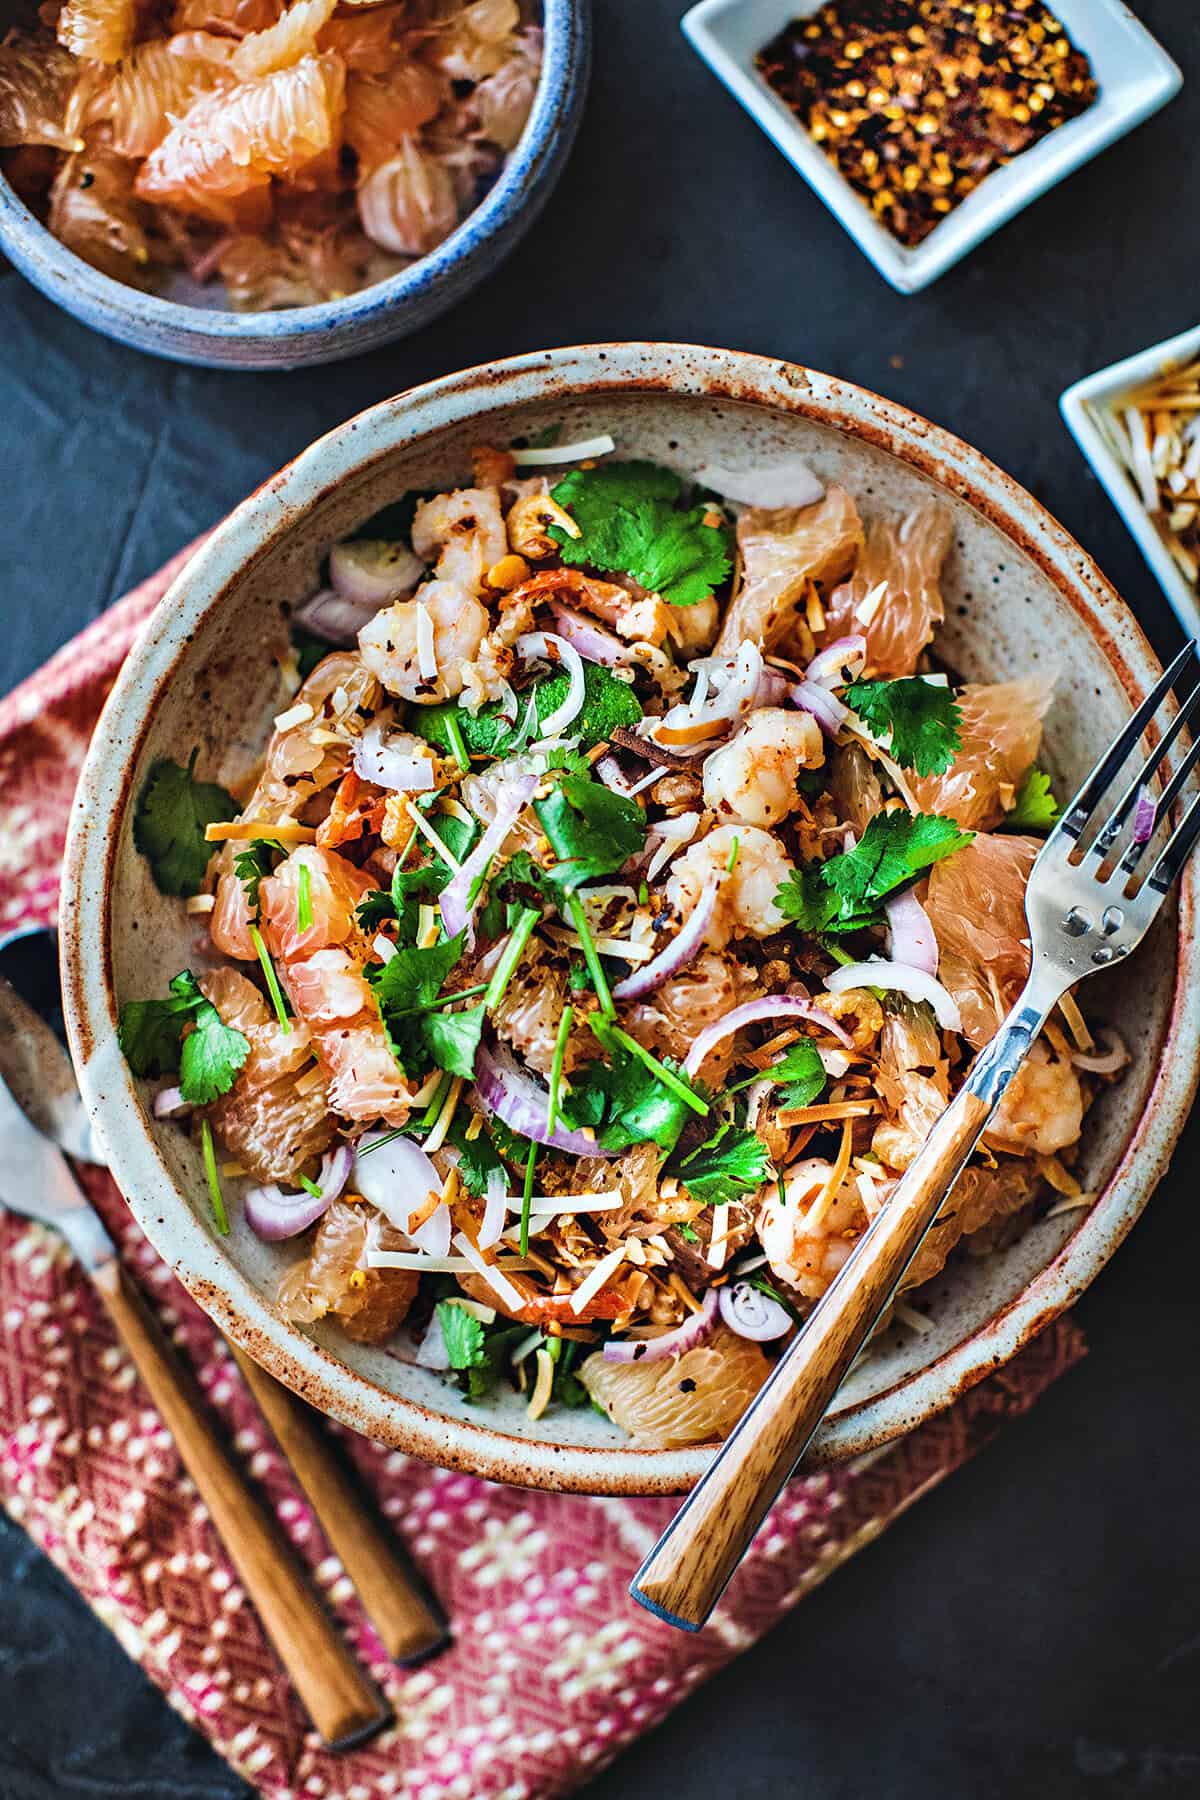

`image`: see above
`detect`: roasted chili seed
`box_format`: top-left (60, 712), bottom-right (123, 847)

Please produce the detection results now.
top-left (757, 1), bottom-right (1098, 248)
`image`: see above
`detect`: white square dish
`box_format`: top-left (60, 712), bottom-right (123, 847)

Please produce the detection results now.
top-left (1061, 320), bottom-right (1200, 642)
top-left (681, 0), bottom-right (1182, 294)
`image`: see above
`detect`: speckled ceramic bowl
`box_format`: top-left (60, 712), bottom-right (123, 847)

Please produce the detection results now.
top-left (61, 344), bottom-right (1200, 1493)
top-left (0, 0), bottom-right (588, 371)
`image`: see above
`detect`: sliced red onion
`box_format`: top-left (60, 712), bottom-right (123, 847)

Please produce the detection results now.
top-left (294, 588), bottom-right (376, 646)
top-left (656, 641), bottom-right (764, 744)
top-left (478, 1165), bottom-right (509, 1251)
top-left (754, 668), bottom-right (793, 707)
top-left (807, 635), bottom-right (867, 687)
top-left (353, 1130), bottom-right (446, 1249)
top-left (318, 1141), bottom-right (354, 1204)
top-left (329, 538), bottom-right (424, 609)
top-left (153, 1085), bottom-right (189, 1119)
top-left (352, 721), bottom-right (436, 792)
top-left (244, 1183), bottom-right (330, 1241)
top-left (549, 605), bottom-right (630, 669)
top-left (474, 1040), bottom-right (613, 1157)
top-left (1131, 785), bottom-right (1157, 844)
top-left (602, 1286), bottom-right (719, 1363)
top-left (415, 1314), bottom-right (452, 1370)
top-left (516, 630), bottom-right (586, 737)
top-left (719, 1280), bottom-right (793, 1342)
top-left (825, 960), bottom-right (962, 1032)
top-left (885, 887), bottom-right (938, 977)
top-left (790, 680), bottom-right (848, 737)
top-left (613, 876), bottom-right (719, 1000)
top-left (693, 455), bottom-right (824, 510)
top-left (439, 772), bottom-right (538, 944)
top-left (684, 994), bottom-right (853, 1078)
top-left (1068, 1025), bottom-right (1130, 1075)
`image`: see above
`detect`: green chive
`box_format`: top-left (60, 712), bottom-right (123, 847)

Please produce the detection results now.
top-left (419, 1072), bottom-right (452, 1130)
top-left (296, 861), bottom-right (312, 933)
top-left (519, 1136), bottom-right (538, 1257)
top-left (250, 925), bottom-right (290, 1034)
top-left (200, 1118), bottom-right (229, 1236)
top-left (356, 1127), bottom-right (404, 1158)
top-left (566, 891), bottom-right (614, 1017)
top-left (297, 1173), bottom-right (323, 1199)
top-left (546, 1004), bottom-right (574, 1137)
top-left (819, 935), bottom-right (856, 968)
top-left (387, 980), bottom-right (489, 1023)
top-left (606, 1024), bottom-right (709, 1117)
top-left (777, 1172), bottom-right (787, 1209)
top-left (726, 835), bottom-right (740, 874)
top-left (484, 905), bottom-right (540, 1011)
top-left (444, 710), bottom-right (471, 775)
top-left (748, 1272), bottom-right (804, 1330)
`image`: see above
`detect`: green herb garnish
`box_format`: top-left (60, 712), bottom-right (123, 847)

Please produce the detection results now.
top-left (728, 1037), bottom-right (827, 1111)
top-left (133, 751), bottom-right (236, 897)
top-left (845, 677), bottom-right (963, 776)
top-left (233, 838), bottom-right (283, 920)
top-left (250, 924), bottom-right (291, 1035)
top-left (296, 860), bottom-right (313, 933)
top-left (549, 461), bottom-right (733, 606)
top-left (414, 663), bottom-right (642, 759)
top-left (118, 970), bottom-right (250, 1106)
top-left (1007, 764), bottom-right (1060, 830)
top-left (535, 772), bottom-right (647, 891)
top-left (200, 1118), bottom-right (229, 1236)
top-left (776, 811), bottom-right (972, 935)
top-left (668, 1120), bottom-right (773, 1206)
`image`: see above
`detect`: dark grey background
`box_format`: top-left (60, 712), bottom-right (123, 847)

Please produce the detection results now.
top-left (3, 2), bottom-right (1200, 1795)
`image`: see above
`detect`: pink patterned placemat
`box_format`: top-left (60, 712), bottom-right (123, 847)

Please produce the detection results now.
top-left (0, 546), bottom-right (1086, 1799)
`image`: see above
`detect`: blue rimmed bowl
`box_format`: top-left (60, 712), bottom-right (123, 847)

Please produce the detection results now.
top-left (0, 0), bottom-right (590, 370)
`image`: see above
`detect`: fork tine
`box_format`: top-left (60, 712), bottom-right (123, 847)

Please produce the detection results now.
top-left (1056, 640), bottom-right (1197, 845)
top-left (1144, 785), bottom-right (1200, 898)
top-left (1088, 676), bottom-right (1200, 863)
top-left (1120, 729), bottom-right (1200, 879)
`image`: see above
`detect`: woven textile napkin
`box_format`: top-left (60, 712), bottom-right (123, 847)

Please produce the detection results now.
top-left (0, 544), bottom-right (1086, 1800)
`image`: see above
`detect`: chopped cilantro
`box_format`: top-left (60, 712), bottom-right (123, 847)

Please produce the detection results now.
top-left (518, 1137), bottom-right (538, 1257)
top-left (233, 838), bottom-right (283, 920)
top-left (549, 461), bottom-right (733, 606)
top-left (776, 811), bottom-right (972, 935)
top-left (418, 905), bottom-right (540, 1079)
top-left (563, 1019), bottom-right (706, 1153)
top-left (368, 933), bottom-right (466, 1076)
top-left (845, 677), bottom-right (963, 776)
top-left (356, 888), bottom-right (395, 930)
top-left (730, 1038), bottom-right (827, 1111)
top-left (534, 773), bottom-right (646, 892)
top-left (668, 1121), bottom-right (772, 1205)
top-left (747, 1273), bottom-right (805, 1330)
top-left (548, 1336), bottom-right (589, 1408)
top-left (1007, 764), bottom-right (1060, 830)
top-left (414, 662), bottom-right (642, 759)
top-left (678, 1223), bottom-right (700, 1244)
top-left (436, 1299), bottom-right (487, 1371)
top-left (118, 970), bottom-right (250, 1106)
top-left (445, 1117), bottom-right (510, 1198)
top-left (133, 751), bottom-right (236, 897)
top-left (435, 1301), bottom-right (527, 1401)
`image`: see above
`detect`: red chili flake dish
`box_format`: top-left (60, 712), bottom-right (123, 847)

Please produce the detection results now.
top-left (757, 0), bottom-right (1099, 248)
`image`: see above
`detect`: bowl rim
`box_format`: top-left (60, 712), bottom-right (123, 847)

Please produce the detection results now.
top-left (60, 341), bottom-right (1200, 1494)
top-left (680, 0), bottom-right (1183, 295)
top-left (0, 0), bottom-right (583, 350)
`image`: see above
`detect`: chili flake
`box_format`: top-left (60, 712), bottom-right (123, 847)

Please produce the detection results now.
top-left (757, 1), bottom-right (1098, 247)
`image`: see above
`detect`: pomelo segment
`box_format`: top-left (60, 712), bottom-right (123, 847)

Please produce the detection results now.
top-left (343, 61), bottom-right (445, 170)
top-left (57, 0), bottom-right (137, 65)
top-left (714, 485), bottom-right (864, 658)
top-left (231, 0), bottom-right (338, 80)
top-left (278, 1200), bottom-right (419, 1343)
top-left (200, 967), bottom-right (335, 1182)
top-left (925, 832), bottom-right (1039, 1047)
top-left (909, 672), bottom-right (1052, 829)
top-left (86, 34), bottom-right (235, 157)
top-left (580, 1325), bottom-right (773, 1447)
top-left (823, 498), bottom-right (952, 677)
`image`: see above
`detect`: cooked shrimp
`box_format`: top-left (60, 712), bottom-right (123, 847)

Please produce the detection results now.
top-left (410, 485), bottom-right (506, 594)
top-left (702, 707), bottom-right (823, 828)
top-left (358, 579), bottom-right (489, 703)
top-left (984, 1042), bottom-right (1083, 1156)
top-left (667, 824), bottom-right (793, 949)
top-left (756, 1159), bottom-right (858, 1301)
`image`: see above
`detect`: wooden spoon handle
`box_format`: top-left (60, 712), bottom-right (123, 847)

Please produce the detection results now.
top-left (631, 1081), bottom-right (995, 1632)
top-left (229, 1344), bottom-right (448, 1664)
top-left (92, 1259), bottom-right (391, 1748)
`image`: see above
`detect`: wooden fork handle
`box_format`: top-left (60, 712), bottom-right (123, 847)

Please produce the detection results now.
top-left (91, 1258), bottom-right (391, 1748)
top-left (631, 1080), bottom-right (998, 1631)
top-left (229, 1344), bottom-right (448, 1664)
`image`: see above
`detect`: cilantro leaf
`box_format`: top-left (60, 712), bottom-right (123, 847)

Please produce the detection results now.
top-left (766, 1039), bottom-right (827, 1111)
top-left (422, 1003), bottom-right (485, 1079)
top-left (436, 1299), bottom-right (487, 1371)
top-left (414, 663), bottom-right (642, 759)
top-left (367, 934), bottom-right (466, 1075)
top-left (534, 773), bottom-right (646, 892)
top-left (549, 461), bottom-right (733, 606)
top-left (356, 889), bottom-right (396, 930)
top-left (776, 811), bottom-right (973, 936)
top-left (118, 970), bottom-right (249, 1104)
top-left (435, 1301), bottom-right (527, 1400)
top-left (1007, 764), bottom-right (1060, 831)
top-left (845, 677), bottom-right (963, 777)
top-left (445, 1118), bottom-right (511, 1197)
top-left (564, 1019), bottom-right (699, 1153)
top-left (233, 838), bottom-right (283, 920)
top-left (133, 752), bottom-right (236, 897)
top-left (669, 1121), bottom-right (773, 1205)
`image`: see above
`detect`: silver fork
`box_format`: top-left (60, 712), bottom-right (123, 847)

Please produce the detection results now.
top-left (630, 641), bottom-right (1200, 1632)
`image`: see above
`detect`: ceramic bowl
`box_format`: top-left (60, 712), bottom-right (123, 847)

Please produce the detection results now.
top-left (0, 0), bottom-right (589, 371)
top-left (1061, 319), bottom-right (1200, 641)
top-left (60, 343), bottom-right (1200, 1494)
top-left (682, 0), bottom-right (1182, 295)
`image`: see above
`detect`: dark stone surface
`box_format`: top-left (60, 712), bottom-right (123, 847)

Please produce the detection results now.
top-left (2, 3), bottom-right (1199, 1795)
